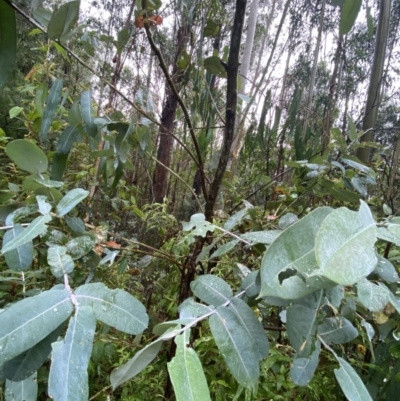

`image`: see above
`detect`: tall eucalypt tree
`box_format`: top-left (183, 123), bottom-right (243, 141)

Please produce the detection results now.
top-left (1, 0), bottom-right (400, 401)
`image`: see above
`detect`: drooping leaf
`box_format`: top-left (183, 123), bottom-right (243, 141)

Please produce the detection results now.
top-left (334, 357), bottom-right (373, 401)
top-left (47, 245), bottom-right (75, 277)
top-left (117, 28), bottom-right (130, 51)
top-left (240, 230), bottom-right (281, 245)
top-left (51, 153), bottom-right (69, 181)
top-left (48, 306), bottom-right (96, 401)
top-left (182, 213), bottom-right (216, 237)
top-left (228, 298), bottom-right (269, 360)
top-left (374, 255), bottom-right (399, 283)
top-left (4, 323), bottom-right (64, 381)
top-left (56, 125), bottom-right (79, 154)
top-left (110, 339), bottom-right (163, 389)
top-left (167, 330), bottom-right (212, 401)
top-left (318, 317), bottom-right (358, 345)
top-left (0, 288), bottom-right (73, 364)
top-left (357, 279), bottom-right (389, 312)
top-left (56, 188), bottom-right (89, 217)
top-left (75, 283), bottom-right (148, 334)
top-left (210, 240), bottom-right (239, 259)
top-left (286, 302), bottom-right (319, 358)
top-left (240, 270), bottom-right (261, 298)
top-left (260, 207), bottom-right (333, 299)
top-left (339, 0), bottom-right (362, 35)
top-left (314, 201), bottom-right (377, 285)
top-left (40, 79), bottom-right (63, 143)
top-left (32, 7), bottom-right (53, 27)
top-left (65, 216), bottom-right (86, 232)
top-left (1, 215), bottom-right (52, 254)
top-left (0, 0), bottom-right (16, 89)
top-left (290, 341), bottom-right (321, 386)
top-left (224, 201), bottom-right (253, 231)
top-left (6, 139), bottom-right (48, 174)
top-left (3, 224), bottom-right (34, 271)
top-left (209, 306), bottom-right (259, 388)
top-left (81, 90), bottom-right (97, 137)
top-left (5, 372), bottom-right (37, 401)
top-left (47, 1), bottom-right (80, 41)
top-left (203, 19), bottom-right (219, 37)
top-left (190, 275), bottom-right (233, 307)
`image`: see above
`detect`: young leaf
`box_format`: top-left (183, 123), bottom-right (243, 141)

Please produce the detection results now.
top-left (190, 275), bottom-right (233, 307)
top-left (334, 357), bottom-right (373, 401)
top-left (40, 79), bottom-right (63, 143)
top-left (47, 1), bottom-right (80, 41)
top-left (228, 298), bottom-right (269, 360)
top-left (66, 235), bottom-right (96, 260)
top-left (290, 341), bottom-right (321, 386)
top-left (3, 224), bottom-right (34, 271)
top-left (51, 153), bottom-right (69, 181)
top-left (47, 245), bottom-right (75, 277)
top-left (314, 201), bottom-right (377, 285)
top-left (56, 188), bottom-right (89, 217)
top-left (209, 306), bottom-right (259, 388)
top-left (0, 0), bottom-right (16, 89)
top-left (260, 207), bottom-right (333, 299)
top-left (48, 306), bottom-right (96, 401)
top-left (75, 283), bottom-right (148, 334)
top-left (81, 90), bottom-right (97, 137)
top-left (3, 323), bottom-right (64, 381)
top-left (6, 139), bottom-right (48, 174)
top-left (5, 372), bottom-right (37, 401)
top-left (374, 255), bottom-right (399, 283)
top-left (339, 0), bottom-right (362, 35)
top-left (167, 330), bottom-right (212, 401)
top-left (357, 279), bottom-right (389, 312)
top-left (1, 215), bottom-right (52, 254)
top-left (224, 201), bottom-right (253, 230)
top-left (110, 339), bottom-right (163, 389)
top-left (0, 288), bottom-right (73, 364)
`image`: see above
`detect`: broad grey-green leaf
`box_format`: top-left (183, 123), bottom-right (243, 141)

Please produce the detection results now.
top-left (314, 201), bottom-right (377, 285)
top-left (167, 330), bottom-right (211, 401)
top-left (182, 213), bottom-right (216, 237)
top-left (33, 178), bottom-right (64, 188)
top-left (32, 7), bottom-right (52, 27)
top-left (241, 270), bottom-right (260, 298)
top-left (279, 213), bottom-right (298, 229)
top-left (4, 323), bottom-right (64, 381)
top-left (37, 195), bottom-right (52, 215)
top-left (48, 306), bottom-right (96, 401)
top-left (56, 125), bottom-right (79, 154)
top-left (210, 240), bottom-right (238, 259)
top-left (40, 79), bottom-right (63, 143)
top-left (318, 317), bottom-right (358, 345)
top-left (75, 283), bottom-right (148, 334)
top-left (47, 1), bottom-right (80, 41)
top-left (203, 56), bottom-right (227, 78)
top-left (66, 235), bottom-right (96, 260)
top-left (361, 320), bottom-right (375, 342)
top-left (6, 139), bottom-right (48, 174)
top-left (240, 230), bottom-right (281, 245)
top-left (260, 207), bottom-right (333, 299)
top-left (190, 275), bottom-right (233, 306)
top-left (374, 255), bottom-right (399, 283)
top-left (209, 306), bottom-right (259, 388)
top-left (48, 245), bottom-right (75, 277)
top-left (224, 201), bottom-right (253, 230)
top-left (357, 279), bottom-right (389, 312)
top-left (0, 0), bottom-right (16, 89)
top-left (3, 224), bottom-right (34, 271)
top-left (377, 226), bottom-right (400, 246)
top-left (5, 372), bottom-right (37, 401)
top-left (228, 298), bottom-right (269, 360)
top-left (0, 288), bottom-right (73, 364)
top-left (110, 339), bottom-right (163, 390)
top-left (1, 215), bottom-right (52, 254)
top-left (56, 188), bottom-right (89, 217)
top-left (81, 90), bottom-right (97, 137)
top-left (66, 216), bottom-right (86, 232)
top-left (286, 303), bottom-right (319, 357)
top-left (334, 357), bottom-right (373, 401)
top-left (290, 341), bottom-right (321, 386)
top-left (339, 0), bottom-right (362, 35)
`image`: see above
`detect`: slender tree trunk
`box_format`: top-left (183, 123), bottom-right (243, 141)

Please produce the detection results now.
top-left (386, 125), bottom-right (400, 210)
top-left (152, 25), bottom-right (189, 203)
top-left (356, 0), bottom-right (392, 163)
top-left (302, 0), bottom-right (325, 139)
top-left (322, 32), bottom-right (343, 149)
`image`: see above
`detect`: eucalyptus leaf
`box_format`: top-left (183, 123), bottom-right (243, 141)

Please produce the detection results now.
top-left (318, 317), bottom-right (358, 344)
top-left (47, 0), bottom-right (80, 41)
top-left (6, 139), bottom-right (48, 174)
top-left (48, 306), bottom-right (96, 401)
top-left (81, 90), bottom-right (97, 137)
top-left (5, 372), bottom-right (37, 401)
top-left (47, 245), bottom-right (75, 277)
top-left (0, 288), bottom-right (73, 364)
top-left (40, 79), bottom-right (63, 143)
top-left (3, 224), bottom-right (34, 271)
top-left (0, 0), bottom-right (16, 89)
top-left (190, 275), bottom-right (233, 307)
top-left (290, 341), bottom-right (321, 386)
top-left (339, 0), bottom-right (362, 35)
top-left (56, 188), bottom-right (89, 217)
top-left (167, 330), bottom-right (211, 401)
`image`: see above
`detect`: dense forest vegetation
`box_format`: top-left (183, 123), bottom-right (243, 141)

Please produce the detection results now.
top-left (1, 0), bottom-right (400, 400)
